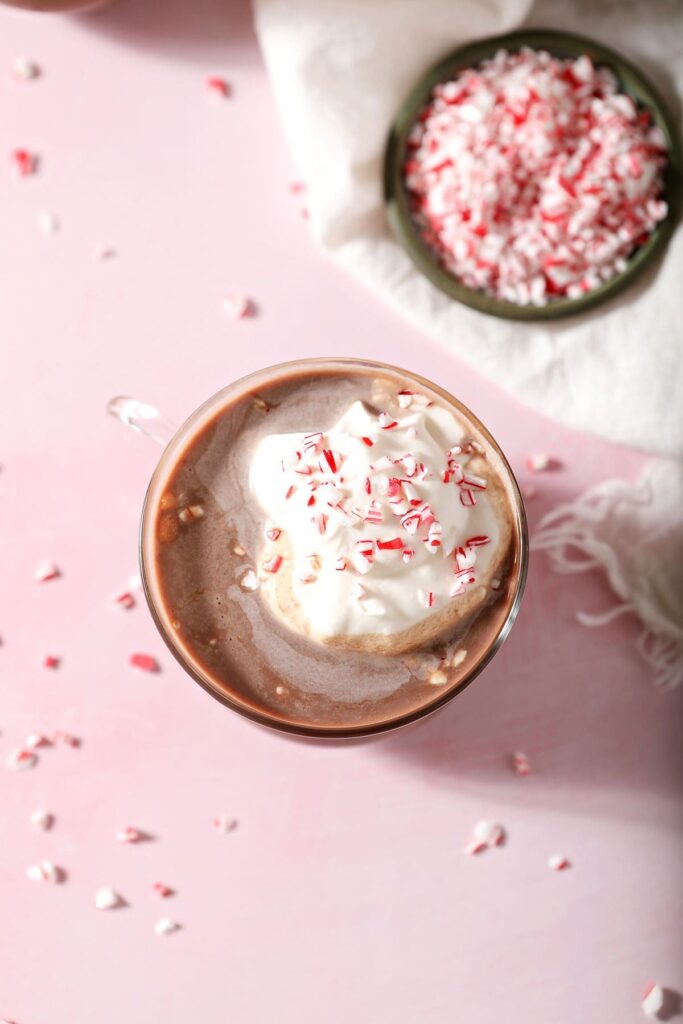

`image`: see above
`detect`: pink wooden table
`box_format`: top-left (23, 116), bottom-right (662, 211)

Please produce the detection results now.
top-left (1, 2), bottom-right (681, 1021)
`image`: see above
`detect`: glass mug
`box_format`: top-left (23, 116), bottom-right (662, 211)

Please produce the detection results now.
top-left (109, 358), bottom-right (528, 738)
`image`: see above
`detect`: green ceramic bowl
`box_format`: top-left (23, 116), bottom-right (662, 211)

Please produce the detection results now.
top-left (384, 29), bottom-right (682, 321)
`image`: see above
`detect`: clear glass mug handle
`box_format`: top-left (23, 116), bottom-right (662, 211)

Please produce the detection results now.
top-left (107, 396), bottom-right (178, 447)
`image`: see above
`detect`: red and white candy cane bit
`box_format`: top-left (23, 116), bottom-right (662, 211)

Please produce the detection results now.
top-left (454, 545), bottom-right (476, 571)
top-left (335, 557), bottom-right (347, 571)
top-left (11, 147), bottom-right (38, 176)
top-left (307, 495), bottom-right (316, 508)
top-left (7, 748), bottom-right (38, 770)
top-left (401, 510), bottom-right (422, 535)
top-left (266, 527), bottom-right (281, 542)
top-left (378, 412), bottom-right (398, 430)
top-left (417, 589), bottom-right (435, 609)
top-left (153, 882), bottom-right (175, 898)
top-left (360, 436), bottom-right (374, 447)
top-left (397, 389), bottom-right (415, 408)
top-left (27, 860), bottom-right (61, 884)
top-left (512, 751), bottom-right (531, 776)
top-left (130, 652), bottom-right (160, 672)
top-left (376, 537), bottom-right (403, 551)
top-left (460, 471), bottom-right (487, 491)
top-left (473, 821), bottom-right (505, 848)
top-left (311, 512), bottom-right (328, 535)
top-left (303, 432), bottom-right (323, 454)
top-left (43, 654), bottom-right (60, 669)
top-left (25, 732), bottom-right (50, 749)
top-left (425, 521), bottom-right (442, 552)
top-left (465, 535), bottom-right (490, 547)
top-left (205, 74), bottom-right (230, 98)
top-left (11, 55), bottom-right (41, 80)
top-left (641, 983), bottom-right (665, 1019)
top-left (364, 500), bottom-right (383, 524)
top-left (460, 489), bottom-right (477, 507)
top-left (464, 839), bottom-right (488, 856)
top-left (401, 455), bottom-right (418, 478)
top-left (53, 731), bottom-right (80, 748)
top-left (30, 808), bottom-right (54, 830)
top-left (285, 485), bottom-right (296, 500)
top-left (262, 554), bottom-right (283, 574)
top-left (116, 826), bottom-right (143, 844)
top-left (34, 560), bottom-right (60, 582)
top-left (113, 590), bottom-right (135, 610)
top-left (320, 449), bottom-right (341, 473)
top-left (213, 815), bottom-right (238, 834)
top-left (525, 453), bottom-right (562, 473)
top-left (548, 854), bottom-right (571, 871)
top-left (402, 547), bottom-right (415, 563)
top-left (220, 293), bottom-right (252, 319)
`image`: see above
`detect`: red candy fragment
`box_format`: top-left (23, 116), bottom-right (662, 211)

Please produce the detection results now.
top-left (113, 590), bottom-right (136, 610)
top-left (34, 560), bottom-right (60, 582)
top-left (205, 75), bottom-right (230, 99)
top-left (43, 655), bottom-right (60, 669)
top-left (11, 147), bottom-right (38, 176)
top-left (130, 653), bottom-right (160, 673)
top-left (262, 555), bottom-right (283, 574)
top-left (153, 882), bottom-right (175, 898)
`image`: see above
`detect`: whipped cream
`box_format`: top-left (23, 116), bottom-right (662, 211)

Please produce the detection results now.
top-left (249, 391), bottom-right (504, 640)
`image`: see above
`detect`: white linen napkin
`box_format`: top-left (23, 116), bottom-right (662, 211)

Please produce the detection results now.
top-left (253, 0), bottom-right (683, 458)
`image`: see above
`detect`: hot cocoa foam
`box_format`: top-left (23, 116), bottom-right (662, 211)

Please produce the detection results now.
top-left (144, 363), bottom-right (526, 734)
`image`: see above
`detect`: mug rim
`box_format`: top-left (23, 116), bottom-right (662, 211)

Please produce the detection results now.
top-left (139, 357), bottom-right (529, 739)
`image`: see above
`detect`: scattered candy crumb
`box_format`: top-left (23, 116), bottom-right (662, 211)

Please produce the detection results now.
top-left (94, 242), bottom-right (117, 261)
top-left (512, 751), bottom-right (531, 776)
top-left (25, 732), bottom-right (50, 750)
top-left (526, 454), bottom-right (561, 473)
top-left (30, 809), bottom-right (54, 831)
top-left (548, 854), bottom-right (571, 871)
top-left (113, 590), bottom-right (136, 610)
top-left (10, 55), bottom-right (41, 81)
top-left (37, 211), bottom-right (60, 235)
top-left (95, 886), bottom-right (123, 910)
top-left (34, 560), bottom-right (60, 582)
top-left (43, 654), bottom-right (60, 669)
top-left (213, 815), bottom-right (238, 834)
top-left (465, 820), bottom-right (506, 853)
top-left (7, 749), bottom-right (38, 771)
top-left (10, 148), bottom-right (38, 177)
top-left (205, 74), bottom-right (230, 99)
top-left (641, 982), bottom-right (665, 1018)
top-left (53, 731), bottom-right (80, 748)
top-left (220, 293), bottom-right (253, 319)
top-left (115, 826), bottom-right (143, 844)
top-left (154, 916), bottom-right (180, 936)
top-left (130, 653), bottom-right (160, 672)
top-left (239, 568), bottom-right (260, 592)
top-left (153, 882), bottom-right (175, 898)
top-left (26, 860), bottom-right (62, 884)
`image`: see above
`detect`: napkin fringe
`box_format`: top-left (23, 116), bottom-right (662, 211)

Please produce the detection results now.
top-left (531, 479), bottom-right (682, 688)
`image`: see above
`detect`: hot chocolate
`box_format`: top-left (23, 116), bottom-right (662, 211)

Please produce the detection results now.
top-left (141, 360), bottom-right (527, 736)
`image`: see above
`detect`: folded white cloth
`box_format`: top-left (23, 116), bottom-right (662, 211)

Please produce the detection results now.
top-left (254, 0), bottom-right (683, 457)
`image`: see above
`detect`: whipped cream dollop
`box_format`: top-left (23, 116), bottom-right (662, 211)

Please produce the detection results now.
top-left (249, 391), bottom-right (504, 640)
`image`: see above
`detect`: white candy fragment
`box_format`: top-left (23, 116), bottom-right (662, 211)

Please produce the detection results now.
top-left (30, 809), bottom-right (54, 830)
top-left (213, 815), bottom-right (238, 834)
top-left (95, 887), bottom-right (123, 910)
top-left (641, 983), bottom-right (665, 1018)
top-left (154, 916), bottom-right (180, 936)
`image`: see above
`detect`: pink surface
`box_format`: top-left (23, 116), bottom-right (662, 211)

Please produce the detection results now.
top-left (1, 2), bottom-right (681, 1022)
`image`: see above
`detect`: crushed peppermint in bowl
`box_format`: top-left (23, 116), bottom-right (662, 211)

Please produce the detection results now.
top-left (385, 29), bottom-right (681, 319)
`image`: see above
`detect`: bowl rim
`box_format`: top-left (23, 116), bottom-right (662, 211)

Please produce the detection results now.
top-left (384, 27), bottom-right (682, 321)
top-left (139, 357), bottom-right (529, 740)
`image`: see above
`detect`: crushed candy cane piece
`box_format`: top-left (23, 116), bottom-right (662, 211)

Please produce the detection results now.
top-left (11, 148), bottom-right (38, 176)
top-left (239, 568), bottom-right (260, 591)
top-left (512, 751), bottom-right (531, 776)
top-left (116, 826), bottom-right (143, 844)
top-left (548, 854), bottom-right (571, 871)
top-left (27, 860), bottom-right (61, 884)
top-left (130, 653), bottom-right (159, 672)
top-left (429, 668), bottom-right (448, 686)
top-left (34, 560), bottom-right (60, 582)
top-left (11, 55), bottom-right (41, 80)
top-left (25, 732), bottom-right (50, 749)
top-left (8, 749), bottom-right (38, 771)
top-left (113, 590), bottom-right (135, 610)
top-left (94, 242), bottom-right (117, 261)
top-left (213, 815), bottom-right (238, 834)
top-left (95, 886), bottom-right (123, 910)
top-left (30, 809), bottom-right (54, 830)
top-left (205, 74), bottom-right (230, 98)
top-left (43, 654), bottom-right (60, 669)
top-left (473, 821), bottom-right (505, 848)
top-left (155, 916), bottom-right (180, 936)
top-left (53, 731), bottom-right (80, 748)
top-left (221, 293), bottom-right (253, 319)
top-left (464, 839), bottom-right (488, 855)
top-left (405, 49), bottom-right (669, 305)
top-left (641, 983), bottom-right (665, 1019)
top-left (153, 882), bottom-right (175, 898)
top-left (526, 454), bottom-right (561, 473)
top-left (262, 554), bottom-right (283, 574)
top-left (37, 211), bottom-right (60, 235)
